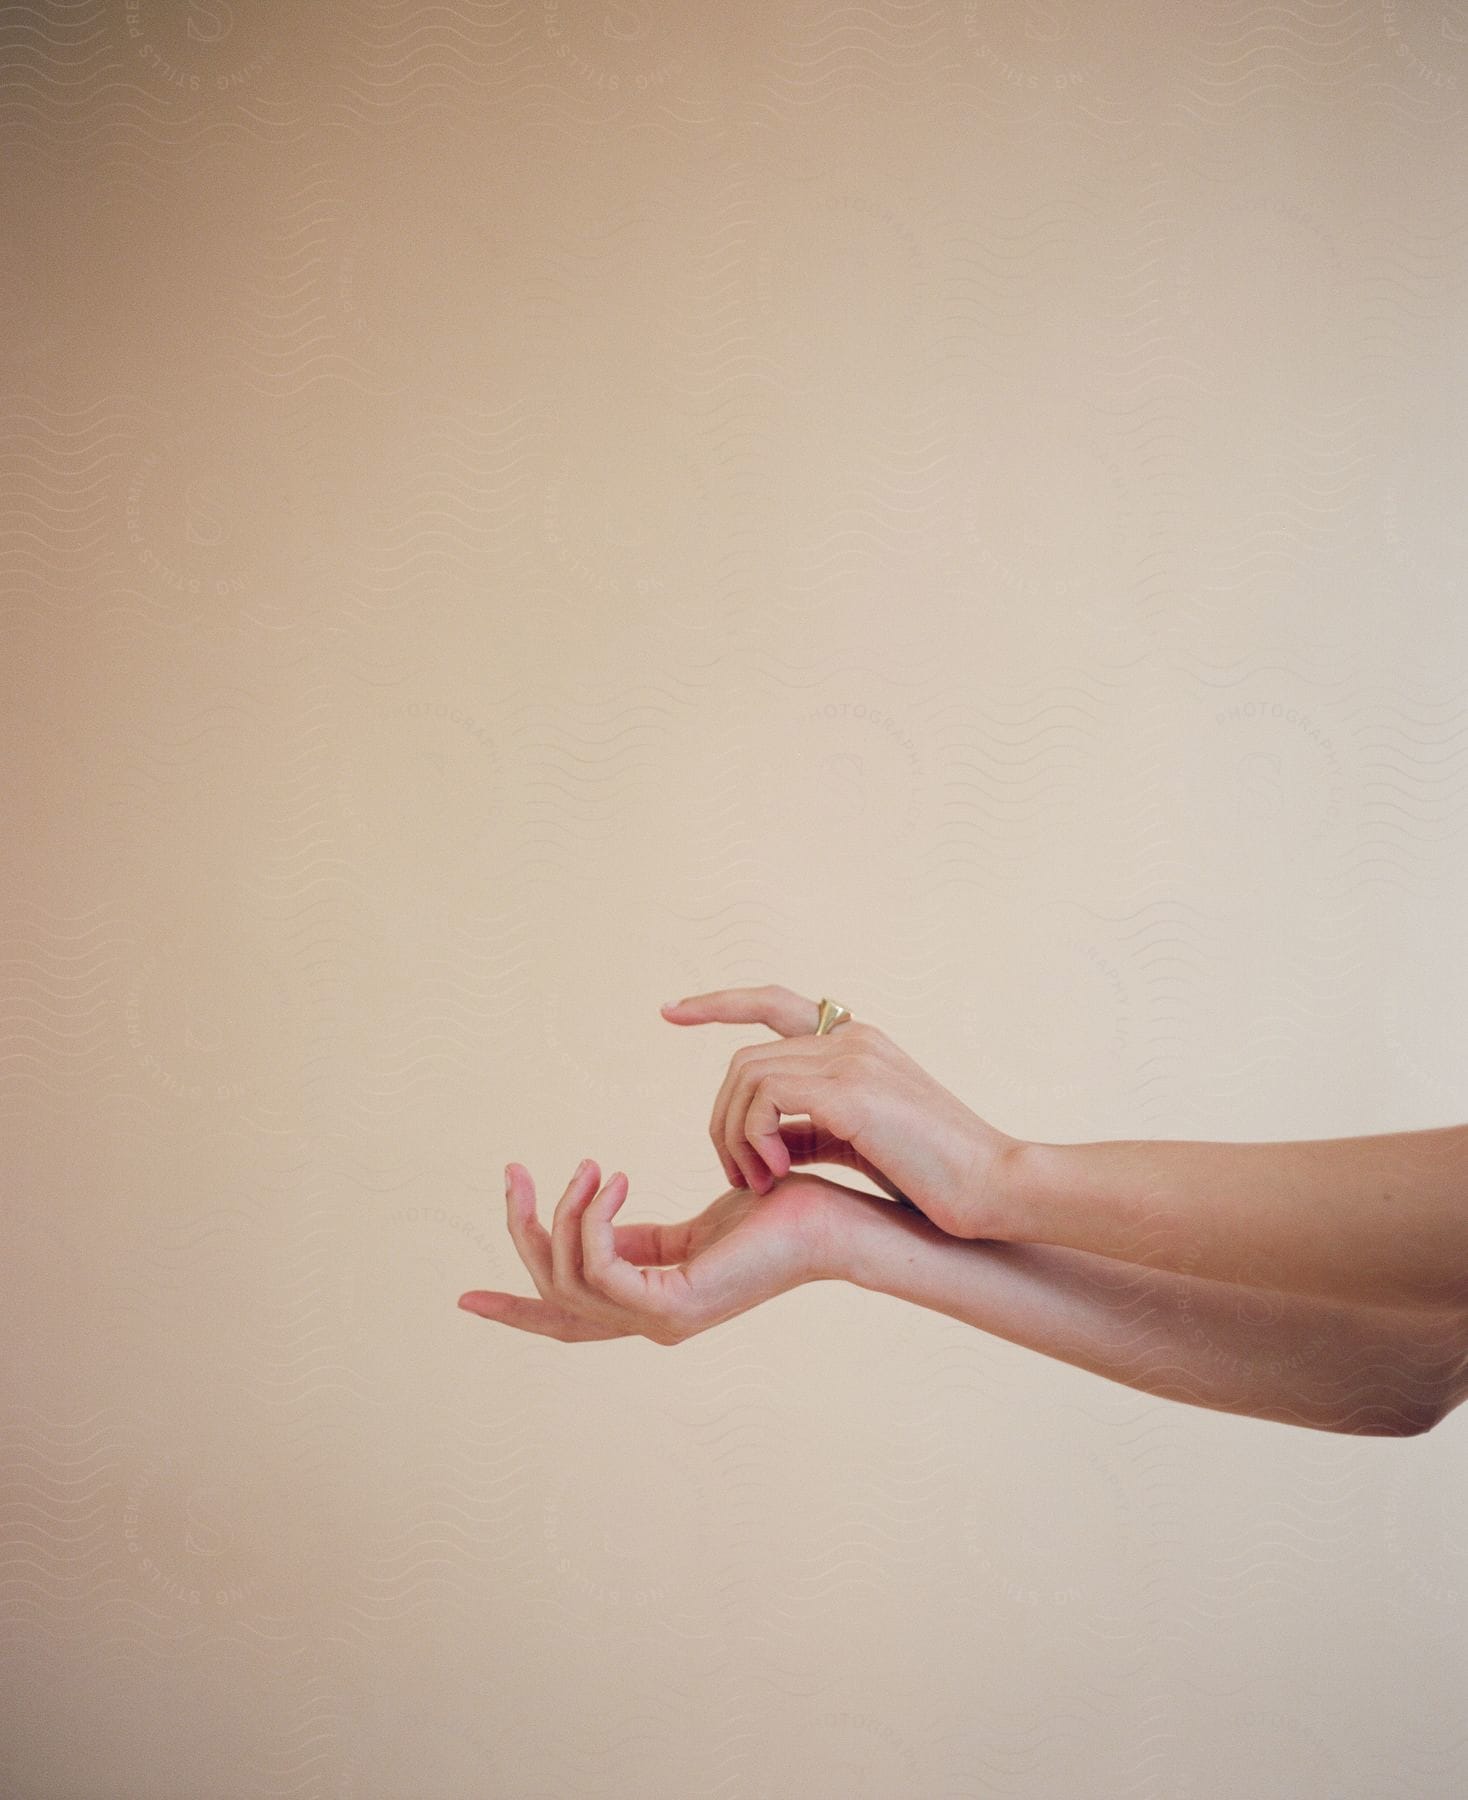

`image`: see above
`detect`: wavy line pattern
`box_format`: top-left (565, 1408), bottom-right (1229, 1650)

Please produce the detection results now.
top-left (6, 0), bottom-right (1468, 1795)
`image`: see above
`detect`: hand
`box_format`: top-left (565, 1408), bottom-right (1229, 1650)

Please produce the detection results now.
top-left (660, 984), bottom-right (1024, 1240)
top-left (457, 1157), bottom-right (858, 1346)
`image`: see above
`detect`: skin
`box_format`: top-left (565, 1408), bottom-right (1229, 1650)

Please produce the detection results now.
top-left (659, 987), bottom-right (1023, 1239)
top-left (660, 984), bottom-right (1468, 1314)
top-left (456, 982), bottom-right (1468, 1433)
top-left (456, 1134), bottom-right (1468, 1436)
top-left (1011, 1128), bottom-right (1468, 1312)
top-left (457, 1151), bottom-right (834, 1346)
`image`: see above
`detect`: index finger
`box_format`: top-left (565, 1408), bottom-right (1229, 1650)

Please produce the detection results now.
top-left (659, 984), bottom-right (820, 1039)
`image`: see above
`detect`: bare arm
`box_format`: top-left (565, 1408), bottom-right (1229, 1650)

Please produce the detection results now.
top-left (659, 988), bottom-right (1468, 1315)
top-left (1001, 1123), bottom-right (1468, 1312)
top-left (821, 1182), bottom-right (1468, 1436)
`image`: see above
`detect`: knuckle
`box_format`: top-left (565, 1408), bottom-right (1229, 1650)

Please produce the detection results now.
top-left (824, 1085), bottom-right (866, 1142)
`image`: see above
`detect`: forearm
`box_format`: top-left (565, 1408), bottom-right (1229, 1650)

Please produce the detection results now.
top-left (830, 1187), bottom-right (1465, 1435)
top-left (1005, 1123), bottom-right (1468, 1311)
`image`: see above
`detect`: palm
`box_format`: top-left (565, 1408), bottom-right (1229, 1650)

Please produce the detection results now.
top-left (462, 1160), bottom-right (898, 1347)
top-left (636, 1176), bottom-right (834, 1331)
top-left (615, 1166), bottom-right (934, 1349)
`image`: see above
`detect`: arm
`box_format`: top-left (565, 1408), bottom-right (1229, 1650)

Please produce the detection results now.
top-left (822, 1183), bottom-right (1468, 1436)
top-left (1002, 1123), bottom-right (1468, 1312)
top-left (658, 987), bottom-right (1467, 1315)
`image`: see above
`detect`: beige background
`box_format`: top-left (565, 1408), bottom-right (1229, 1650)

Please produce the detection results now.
top-left (5, 1), bottom-right (1468, 1795)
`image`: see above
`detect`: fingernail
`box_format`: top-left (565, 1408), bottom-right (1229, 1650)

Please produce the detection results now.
top-left (660, 999), bottom-right (681, 1011)
top-left (504, 1164), bottom-right (513, 1198)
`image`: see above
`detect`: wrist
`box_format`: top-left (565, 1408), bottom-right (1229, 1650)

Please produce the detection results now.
top-left (785, 1174), bottom-right (893, 1286)
top-left (951, 1131), bottom-right (1038, 1243)
top-left (1002, 1137), bottom-right (1047, 1243)
top-left (1008, 1137), bottom-right (1126, 1255)
top-left (818, 1183), bottom-right (952, 1290)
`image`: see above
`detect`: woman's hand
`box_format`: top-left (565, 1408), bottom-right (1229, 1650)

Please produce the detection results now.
top-left (660, 984), bottom-right (1024, 1241)
top-left (457, 1158), bottom-right (859, 1346)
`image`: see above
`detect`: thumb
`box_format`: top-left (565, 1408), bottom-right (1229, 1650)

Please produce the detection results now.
top-left (776, 1118), bottom-right (856, 1169)
top-left (778, 1118), bottom-right (910, 1207)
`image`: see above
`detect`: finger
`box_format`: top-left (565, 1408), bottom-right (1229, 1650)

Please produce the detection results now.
top-left (711, 1036), bottom-right (833, 1190)
top-left (736, 1069), bottom-right (842, 1192)
top-left (744, 1076), bottom-right (805, 1183)
top-left (550, 1158), bottom-right (602, 1294)
top-left (776, 1117), bottom-right (857, 1169)
top-left (661, 984), bottom-right (821, 1039)
top-left (614, 1219), bottom-right (690, 1266)
top-left (456, 1289), bottom-right (625, 1341)
top-left (709, 1047), bottom-right (759, 1189)
top-left (504, 1162), bottom-right (555, 1297)
top-left (582, 1174), bottom-right (692, 1338)
top-left (726, 1054), bottom-right (834, 1192)
top-left (777, 1118), bottom-right (909, 1206)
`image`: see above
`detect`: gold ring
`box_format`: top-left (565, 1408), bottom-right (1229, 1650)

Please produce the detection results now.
top-left (815, 997), bottom-right (853, 1036)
